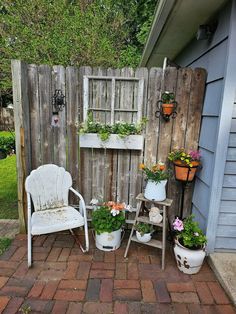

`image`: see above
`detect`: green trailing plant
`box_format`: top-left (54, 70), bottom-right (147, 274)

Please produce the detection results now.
top-left (173, 215), bottom-right (207, 249)
top-left (161, 91), bottom-right (175, 103)
top-left (135, 222), bottom-right (153, 236)
top-left (79, 111), bottom-right (147, 141)
top-left (92, 205), bottom-right (125, 234)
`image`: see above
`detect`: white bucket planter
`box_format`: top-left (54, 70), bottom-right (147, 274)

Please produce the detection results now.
top-left (144, 180), bottom-right (167, 201)
top-left (173, 238), bottom-right (206, 274)
top-left (136, 231), bottom-right (152, 243)
top-left (95, 229), bottom-right (121, 251)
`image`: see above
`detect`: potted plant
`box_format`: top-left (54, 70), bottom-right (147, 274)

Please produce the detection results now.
top-left (161, 91), bottom-right (176, 115)
top-left (172, 215), bottom-right (207, 274)
top-left (135, 222), bottom-right (154, 243)
top-left (91, 201), bottom-right (126, 251)
top-left (168, 148), bottom-right (201, 181)
top-left (139, 161), bottom-right (170, 201)
top-left (79, 112), bottom-right (147, 150)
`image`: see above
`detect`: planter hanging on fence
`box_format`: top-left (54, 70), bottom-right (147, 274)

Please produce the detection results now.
top-left (79, 133), bottom-right (144, 150)
top-left (173, 160), bottom-right (200, 182)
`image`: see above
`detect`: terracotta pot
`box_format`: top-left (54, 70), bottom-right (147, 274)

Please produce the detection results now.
top-left (174, 160), bottom-right (199, 182)
top-left (162, 103), bottom-right (174, 115)
top-left (173, 238), bottom-right (206, 274)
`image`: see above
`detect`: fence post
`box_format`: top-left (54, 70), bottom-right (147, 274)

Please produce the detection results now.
top-left (11, 60), bottom-right (31, 233)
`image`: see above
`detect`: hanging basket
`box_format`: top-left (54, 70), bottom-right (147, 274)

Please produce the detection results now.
top-left (173, 160), bottom-right (200, 182)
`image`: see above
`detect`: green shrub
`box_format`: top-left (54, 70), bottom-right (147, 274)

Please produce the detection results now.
top-left (0, 134), bottom-right (15, 155)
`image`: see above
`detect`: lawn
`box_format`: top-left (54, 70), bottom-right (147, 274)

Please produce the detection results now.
top-left (0, 154), bottom-right (18, 219)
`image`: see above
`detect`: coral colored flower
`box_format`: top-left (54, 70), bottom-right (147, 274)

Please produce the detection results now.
top-left (159, 164), bottom-right (165, 171)
top-left (173, 217), bottom-right (184, 231)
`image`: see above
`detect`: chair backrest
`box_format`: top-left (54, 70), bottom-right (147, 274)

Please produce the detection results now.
top-left (25, 164), bottom-right (72, 211)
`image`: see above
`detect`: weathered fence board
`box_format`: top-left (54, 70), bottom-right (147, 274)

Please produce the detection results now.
top-left (12, 60), bottom-right (206, 231)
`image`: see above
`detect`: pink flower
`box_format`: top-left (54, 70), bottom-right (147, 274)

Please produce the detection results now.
top-left (173, 217), bottom-right (184, 231)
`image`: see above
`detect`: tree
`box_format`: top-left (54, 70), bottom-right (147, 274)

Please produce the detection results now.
top-left (0, 0), bottom-right (156, 102)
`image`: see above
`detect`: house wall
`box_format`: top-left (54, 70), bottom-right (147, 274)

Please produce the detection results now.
top-left (175, 2), bottom-right (236, 251)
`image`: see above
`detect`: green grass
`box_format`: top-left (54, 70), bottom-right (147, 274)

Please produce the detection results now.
top-left (0, 131), bottom-right (15, 138)
top-left (0, 154), bottom-right (18, 219)
top-left (0, 238), bottom-right (12, 256)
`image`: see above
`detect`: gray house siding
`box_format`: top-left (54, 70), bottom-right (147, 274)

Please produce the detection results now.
top-left (175, 1), bottom-right (236, 252)
top-left (215, 99), bottom-right (236, 251)
top-left (175, 3), bottom-right (231, 234)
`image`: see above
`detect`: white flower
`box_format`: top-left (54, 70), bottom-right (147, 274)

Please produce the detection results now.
top-left (90, 198), bottom-right (99, 205)
top-left (125, 204), bottom-right (132, 212)
top-left (111, 209), bottom-right (119, 216)
top-left (194, 232), bottom-right (199, 236)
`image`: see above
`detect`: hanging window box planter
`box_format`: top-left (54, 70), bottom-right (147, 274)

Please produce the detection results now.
top-left (79, 133), bottom-right (144, 150)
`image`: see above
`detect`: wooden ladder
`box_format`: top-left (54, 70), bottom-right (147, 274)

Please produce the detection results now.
top-left (124, 193), bottom-right (173, 270)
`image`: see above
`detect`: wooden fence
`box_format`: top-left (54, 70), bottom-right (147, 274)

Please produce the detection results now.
top-left (11, 60), bottom-right (206, 232)
top-left (0, 108), bottom-right (14, 131)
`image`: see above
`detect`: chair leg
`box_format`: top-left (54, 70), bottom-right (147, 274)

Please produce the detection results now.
top-left (70, 228), bottom-right (89, 253)
top-left (28, 232), bottom-right (32, 268)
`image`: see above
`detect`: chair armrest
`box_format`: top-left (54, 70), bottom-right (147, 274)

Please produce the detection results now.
top-left (69, 187), bottom-right (88, 220)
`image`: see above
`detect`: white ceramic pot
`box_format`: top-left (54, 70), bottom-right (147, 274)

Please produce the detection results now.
top-left (144, 180), bottom-right (167, 201)
top-left (95, 229), bottom-right (121, 251)
top-left (173, 238), bottom-right (206, 274)
top-left (136, 231), bottom-right (152, 243)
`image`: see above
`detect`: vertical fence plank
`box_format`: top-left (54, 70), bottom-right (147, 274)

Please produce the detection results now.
top-left (52, 66), bottom-right (66, 167)
top-left (28, 64), bottom-right (41, 169)
top-left (66, 66), bottom-right (79, 197)
top-left (129, 68), bottom-right (148, 208)
top-left (183, 68), bottom-right (207, 217)
top-left (116, 68), bottom-right (134, 204)
top-left (38, 65), bottom-right (53, 164)
top-left (157, 67), bottom-right (178, 163)
top-left (167, 68), bottom-right (193, 219)
top-left (79, 66), bottom-right (92, 204)
top-left (11, 60), bottom-right (31, 233)
top-left (144, 68), bottom-right (162, 165)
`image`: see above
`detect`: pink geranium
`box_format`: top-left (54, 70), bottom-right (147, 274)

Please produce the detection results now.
top-left (173, 217), bottom-right (184, 231)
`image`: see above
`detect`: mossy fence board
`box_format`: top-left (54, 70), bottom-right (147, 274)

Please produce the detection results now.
top-left (11, 60), bottom-right (206, 231)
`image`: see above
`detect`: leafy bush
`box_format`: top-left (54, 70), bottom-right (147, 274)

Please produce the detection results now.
top-left (92, 206), bottom-right (125, 234)
top-left (0, 134), bottom-right (15, 155)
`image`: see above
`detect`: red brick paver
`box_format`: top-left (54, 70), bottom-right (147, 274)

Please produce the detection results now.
top-left (0, 232), bottom-right (234, 313)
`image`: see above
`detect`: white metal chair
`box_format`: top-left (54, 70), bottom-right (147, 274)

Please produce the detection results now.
top-left (25, 164), bottom-right (89, 267)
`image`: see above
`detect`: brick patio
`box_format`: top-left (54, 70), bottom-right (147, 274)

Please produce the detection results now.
top-left (0, 231), bottom-right (235, 314)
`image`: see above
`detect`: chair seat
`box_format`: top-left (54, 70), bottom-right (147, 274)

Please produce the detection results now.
top-left (31, 206), bottom-right (85, 235)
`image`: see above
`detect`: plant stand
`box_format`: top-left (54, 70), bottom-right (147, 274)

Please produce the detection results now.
top-left (124, 193), bottom-right (173, 270)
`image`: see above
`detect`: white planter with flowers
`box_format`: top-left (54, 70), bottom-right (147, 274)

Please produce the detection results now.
top-left (140, 162), bottom-right (170, 201)
top-left (92, 201), bottom-right (126, 252)
top-left (135, 223), bottom-right (153, 243)
top-left (144, 180), bottom-right (167, 201)
top-left (172, 216), bottom-right (207, 274)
